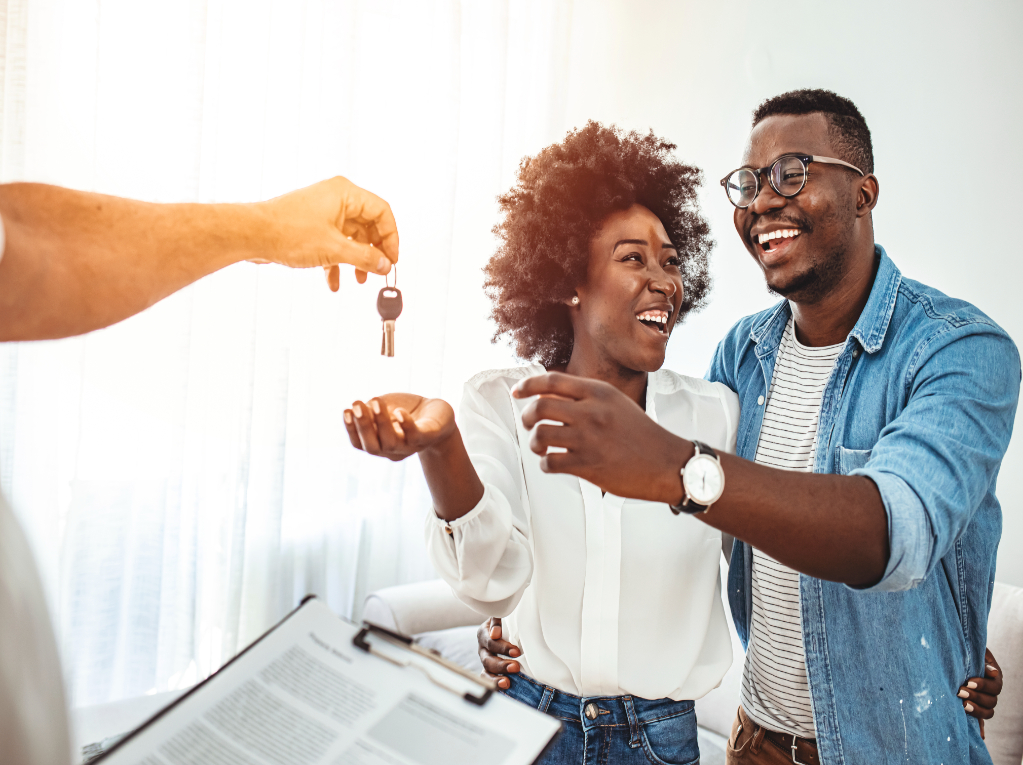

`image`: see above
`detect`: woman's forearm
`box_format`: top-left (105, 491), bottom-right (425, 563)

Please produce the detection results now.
top-left (419, 427), bottom-right (485, 521)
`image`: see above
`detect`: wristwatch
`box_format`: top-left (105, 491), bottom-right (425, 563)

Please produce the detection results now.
top-left (670, 441), bottom-right (725, 515)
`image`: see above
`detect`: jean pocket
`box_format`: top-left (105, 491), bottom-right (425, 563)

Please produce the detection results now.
top-left (639, 710), bottom-right (700, 765)
top-left (835, 446), bottom-right (872, 475)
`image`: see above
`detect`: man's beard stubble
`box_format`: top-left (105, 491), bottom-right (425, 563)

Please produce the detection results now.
top-left (760, 200), bottom-right (854, 305)
top-left (766, 246), bottom-right (847, 304)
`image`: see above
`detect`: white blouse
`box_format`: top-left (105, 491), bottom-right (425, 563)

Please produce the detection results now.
top-left (425, 365), bottom-right (740, 701)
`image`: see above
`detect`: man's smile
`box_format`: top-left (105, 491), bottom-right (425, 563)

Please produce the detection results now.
top-left (749, 224), bottom-right (806, 267)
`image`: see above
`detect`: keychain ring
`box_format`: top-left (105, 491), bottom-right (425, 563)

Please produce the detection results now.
top-left (386, 265), bottom-right (397, 289)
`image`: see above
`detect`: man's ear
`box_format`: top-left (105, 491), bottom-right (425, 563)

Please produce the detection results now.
top-left (856, 174), bottom-right (879, 218)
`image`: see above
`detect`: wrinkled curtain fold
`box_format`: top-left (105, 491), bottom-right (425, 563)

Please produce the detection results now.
top-left (0, 0), bottom-right (574, 708)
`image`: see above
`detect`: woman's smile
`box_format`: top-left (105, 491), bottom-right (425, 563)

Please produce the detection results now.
top-left (570, 204), bottom-right (684, 378)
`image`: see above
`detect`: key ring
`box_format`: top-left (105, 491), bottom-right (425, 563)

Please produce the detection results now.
top-left (386, 265), bottom-right (398, 289)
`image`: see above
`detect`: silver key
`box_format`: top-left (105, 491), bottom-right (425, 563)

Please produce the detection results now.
top-left (377, 286), bottom-right (403, 357)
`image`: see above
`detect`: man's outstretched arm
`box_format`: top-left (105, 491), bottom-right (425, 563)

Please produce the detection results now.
top-left (512, 326), bottom-right (1019, 590)
top-left (0, 177), bottom-right (398, 341)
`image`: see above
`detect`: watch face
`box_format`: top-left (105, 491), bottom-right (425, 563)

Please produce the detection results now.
top-left (683, 454), bottom-right (725, 505)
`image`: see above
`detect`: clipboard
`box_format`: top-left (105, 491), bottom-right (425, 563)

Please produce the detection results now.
top-left (352, 621), bottom-right (495, 706)
top-left (90, 595), bottom-right (561, 765)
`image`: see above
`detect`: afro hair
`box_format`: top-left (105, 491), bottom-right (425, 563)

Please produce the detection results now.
top-left (483, 121), bottom-right (712, 368)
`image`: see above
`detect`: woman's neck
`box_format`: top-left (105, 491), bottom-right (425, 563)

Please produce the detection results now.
top-left (563, 352), bottom-right (648, 408)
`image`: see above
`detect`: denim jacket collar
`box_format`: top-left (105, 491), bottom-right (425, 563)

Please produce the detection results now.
top-left (748, 245), bottom-right (902, 356)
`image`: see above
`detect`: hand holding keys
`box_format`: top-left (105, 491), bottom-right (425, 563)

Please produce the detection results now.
top-left (377, 273), bottom-right (403, 356)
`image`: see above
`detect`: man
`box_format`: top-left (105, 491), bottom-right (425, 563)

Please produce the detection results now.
top-left (0, 175), bottom-right (398, 765)
top-left (479, 90), bottom-right (1016, 763)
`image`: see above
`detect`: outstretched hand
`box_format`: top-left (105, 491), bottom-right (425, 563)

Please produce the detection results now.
top-left (255, 176), bottom-right (400, 289)
top-left (513, 372), bottom-right (686, 503)
top-left (344, 393), bottom-right (456, 461)
top-left (476, 617), bottom-right (522, 690)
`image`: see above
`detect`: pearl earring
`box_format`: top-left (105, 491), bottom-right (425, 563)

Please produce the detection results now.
top-left (571, 296), bottom-right (579, 305)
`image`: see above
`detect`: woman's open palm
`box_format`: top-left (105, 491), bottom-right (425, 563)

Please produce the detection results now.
top-left (344, 393), bottom-right (456, 461)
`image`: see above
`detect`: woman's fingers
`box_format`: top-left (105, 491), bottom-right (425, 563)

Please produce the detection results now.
top-left (370, 398), bottom-right (404, 455)
top-left (959, 685), bottom-right (997, 710)
top-left (343, 409), bottom-right (362, 450)
top-left (482, 669), bottom-right (511, 690)
top-left (481, 653), bottom-right (519, 680)
top-left (351, 400), bottom-right (383, 454)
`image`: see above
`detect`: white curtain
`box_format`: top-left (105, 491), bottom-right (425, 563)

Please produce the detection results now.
top-left (0, 0), bottom-right (574, 708)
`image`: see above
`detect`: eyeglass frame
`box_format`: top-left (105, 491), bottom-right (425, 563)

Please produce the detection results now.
top-left (719, 153), bottom-right (865, 209)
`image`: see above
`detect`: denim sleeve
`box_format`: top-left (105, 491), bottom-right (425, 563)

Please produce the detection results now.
top-left (854, 324), bottom-right (1020, 592)
top-left (705, 323), bottom-right (742, 388)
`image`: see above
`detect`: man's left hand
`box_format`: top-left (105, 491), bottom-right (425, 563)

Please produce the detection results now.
top-left (513, 372), bottom-right (687, 503)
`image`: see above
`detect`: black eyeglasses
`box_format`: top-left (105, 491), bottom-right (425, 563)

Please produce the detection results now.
top-left (720, 154), bottom-right (864, 209)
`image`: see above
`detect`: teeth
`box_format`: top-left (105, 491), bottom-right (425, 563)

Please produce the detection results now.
top-left (757, 229), bottom-right (800, 244)
top-left (636, 310), bottom-right (670, 327)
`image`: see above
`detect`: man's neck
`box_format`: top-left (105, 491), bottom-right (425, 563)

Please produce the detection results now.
top-left (791, 245), bottom-right (878, 347)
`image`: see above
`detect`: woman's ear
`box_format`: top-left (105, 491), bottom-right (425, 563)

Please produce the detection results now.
top-left (564, 294), bottom-right (580, 307)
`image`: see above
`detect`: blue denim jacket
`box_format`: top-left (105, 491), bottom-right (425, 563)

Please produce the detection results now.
top-left (707, 246), bottom-right (1020, 765)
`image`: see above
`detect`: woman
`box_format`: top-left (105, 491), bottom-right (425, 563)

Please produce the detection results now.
top-left (345, 122), bottom-right (735, 765)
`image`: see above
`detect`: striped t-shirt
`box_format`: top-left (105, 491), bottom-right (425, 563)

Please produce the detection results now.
top-left (740, 317), bottom-right (843, 739)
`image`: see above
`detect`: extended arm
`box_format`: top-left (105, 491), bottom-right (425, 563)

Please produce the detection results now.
top-left (344, 394), bottom-right (484, 520)
top-left (514, 374), bottom-right (887, 586)
top-left (345, 385), bottom-right (533, 615)
top-left (0, 177), bottom-right (398, 340)
top-left (513, 323), bottom-right (1019, 590)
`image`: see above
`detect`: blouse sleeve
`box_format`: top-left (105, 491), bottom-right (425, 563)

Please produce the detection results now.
top-left (717, 383), bottom-right (741, 455)
top-left (424, 378), bottom-right (533, 617)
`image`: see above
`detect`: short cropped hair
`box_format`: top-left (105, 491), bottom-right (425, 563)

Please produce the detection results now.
top-left (752, 89), bottom-right (874, 174)
top-left (483, 121), bottom-right (712, 368)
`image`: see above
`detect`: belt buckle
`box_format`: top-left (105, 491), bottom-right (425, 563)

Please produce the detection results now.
top-left (790, 734), bottom-right (811, 765)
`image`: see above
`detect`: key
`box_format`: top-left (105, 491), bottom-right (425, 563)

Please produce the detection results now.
top-left (377, 286), bottom-right (403, 356)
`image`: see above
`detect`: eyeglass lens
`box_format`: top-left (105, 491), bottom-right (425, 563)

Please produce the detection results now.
top-left (725, 156), bottom-right (809, 208)
top-left (771, 156), bottom-right (807, 197)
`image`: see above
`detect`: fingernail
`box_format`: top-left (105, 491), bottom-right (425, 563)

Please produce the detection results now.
top-left (498, 678), bottom-right (509, 689)
top-left (395, 410), bottom-right (404, 423)
top-left (965, 702), bottom-right (974, 712)
top-left (509, 648), bottom-right (520, 657)
top-left (354, 404), bottom-right (362, 418)
top-left (987, 664), bottom-right (998, 673)
top-left (344, 411), bottom-right (353, 424)
top-left (507, 662), bottom-right (519, 673)
top-left (967, 681), bottom-right (978, 689)
top-left (377, 255), bottom-right (389, 272)
top-left (491, 627), bottom-right (501, 640)
top-left (371, 400), bottom-right (380, 415)
top-left (958, 690), bottom-right (970, 698)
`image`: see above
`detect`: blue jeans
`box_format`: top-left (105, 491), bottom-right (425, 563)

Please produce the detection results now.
top-left (502, 673), bottom-right (700, 765)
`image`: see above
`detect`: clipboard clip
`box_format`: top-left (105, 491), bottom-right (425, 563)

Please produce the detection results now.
top-left (353, 622), bottom-right (496, 706)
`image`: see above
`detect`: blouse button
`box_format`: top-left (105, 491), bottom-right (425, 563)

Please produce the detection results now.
top-left (757, 395), bottom-right (765, 406)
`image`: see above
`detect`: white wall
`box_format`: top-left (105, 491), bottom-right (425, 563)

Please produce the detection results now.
top-left (555, 0), bottom-right (1023, 586)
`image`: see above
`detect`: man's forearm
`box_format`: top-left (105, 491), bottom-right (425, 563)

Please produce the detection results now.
top-left (659, 434), bottom-right (889, 586)
top-left (0, 183), bottom-right (266, 340)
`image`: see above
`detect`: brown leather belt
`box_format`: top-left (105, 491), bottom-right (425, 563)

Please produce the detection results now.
top-left (761, 727), bottom-right (820, 765)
